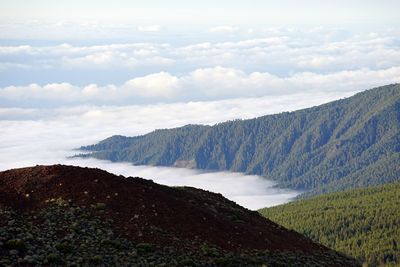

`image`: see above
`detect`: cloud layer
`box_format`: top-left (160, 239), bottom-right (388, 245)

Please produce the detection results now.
top-left (0, 29), bottom-right (395, 104)
top-left (1, 29), bottom-right (399, 107)
top-left (1, 66), bottom-right (399, 107)
top-left (2, 30), bottom-right (400, 76)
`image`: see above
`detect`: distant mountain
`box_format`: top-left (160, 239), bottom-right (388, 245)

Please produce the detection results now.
top-left (259, 182), bottom-right (400, 267)
top-left (79, 84), bottom-right (400, 197)
top-left (0, 165), bottom-right (358, 266)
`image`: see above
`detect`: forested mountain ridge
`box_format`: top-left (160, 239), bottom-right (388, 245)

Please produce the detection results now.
top-left (79, 84), bottom-right (400, 197)
top-left (259, 182), bottom-right (400, 266)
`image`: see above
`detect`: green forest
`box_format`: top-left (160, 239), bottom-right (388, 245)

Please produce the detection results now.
top-left (79, 84), bottom-right (400, 197)
top-left (259, 182), bottom-right (400, 267)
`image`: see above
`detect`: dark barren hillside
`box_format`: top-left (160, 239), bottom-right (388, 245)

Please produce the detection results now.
top-left (80, 84), bottom-right (400, 197)
top-left (0, 165), bottom-right (359, 266)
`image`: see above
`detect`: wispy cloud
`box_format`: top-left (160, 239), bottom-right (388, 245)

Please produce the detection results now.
top-left (1, 30), bottom-right (399, 88)
top-left (137, 25), bottom-right (161, 32)
top-left (209, 25), bottom-right (237, 33)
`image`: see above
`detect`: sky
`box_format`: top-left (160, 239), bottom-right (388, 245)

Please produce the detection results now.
top-left (0, 1), bottom-right (399, 208)
top-left (1, 1), bottom-right (399, 26)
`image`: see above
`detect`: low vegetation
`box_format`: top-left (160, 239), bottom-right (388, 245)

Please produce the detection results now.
top-left (0, 199), bottom-right (360, 266)
top-left (0, 165), bottom-right (359, 266)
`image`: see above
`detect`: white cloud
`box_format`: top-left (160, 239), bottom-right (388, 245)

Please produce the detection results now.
top-left (0, 91), bottom-right (355, 123)
top-left (137, 25), bottom-right (161, 32)
top-left (1, 83), bottom-right (81, 102)
top-left (1, 66), bottom-right (399, 107)
top-left (0, 45), bottom-right (34, 54)
top-left (0, 62), bottom-right (31, 70)
top-left (123, 72), bottom-right (181, 98)
top-left (56, 43), bottom-right (175, 69)
top-left (184, 66), bottom-right (400, 98)
top-left (209, 25), bottom-right (237, 33)
top-left (296, 55), bottom-right (337, 68)
top-left (1, 30), bottom-right (399, 77)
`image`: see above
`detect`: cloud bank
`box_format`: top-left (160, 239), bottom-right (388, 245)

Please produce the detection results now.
top-left (2, 31), bottom-right (400, 74)
top-left (1, 66), bottom-right (398, 107)
top-left (1, 29), bottom-right (399, 107)
top-left (1, 29), bottom-right (399, 88)
top-left (65, 159), bottom-right (300, 210)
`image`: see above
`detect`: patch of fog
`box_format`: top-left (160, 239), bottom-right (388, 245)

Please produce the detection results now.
top-left (65, 157), bottom-right (300, 210)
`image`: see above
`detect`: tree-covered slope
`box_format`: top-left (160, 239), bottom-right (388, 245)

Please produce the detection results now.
top-left (259, 182), bottom-right (400, 267)
top-left (80, 84), bottom-right (400, 196)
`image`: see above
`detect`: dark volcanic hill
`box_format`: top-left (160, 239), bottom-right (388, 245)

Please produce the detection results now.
top-left (0, 165), bottom-right (359, 266)
top-left (79, 84), bottom-right (400, 197)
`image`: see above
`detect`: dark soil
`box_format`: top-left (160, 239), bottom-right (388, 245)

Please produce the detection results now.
top-left (0, 165), bottom-right (360, 266)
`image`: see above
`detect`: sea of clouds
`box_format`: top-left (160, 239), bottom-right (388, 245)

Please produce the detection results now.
top-left (1, 28), bottom-right (400, 107)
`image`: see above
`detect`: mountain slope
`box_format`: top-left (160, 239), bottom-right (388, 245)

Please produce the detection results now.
top-left (80, 84), bottom-right (400, 196)
top-left (259, 182), bottom-right (400, 266)
top-left (0, 165), bottom-right (359, 266)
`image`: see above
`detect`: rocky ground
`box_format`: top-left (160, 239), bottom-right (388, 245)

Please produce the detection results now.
top-left (0, 165), bottom-right (360, 266)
